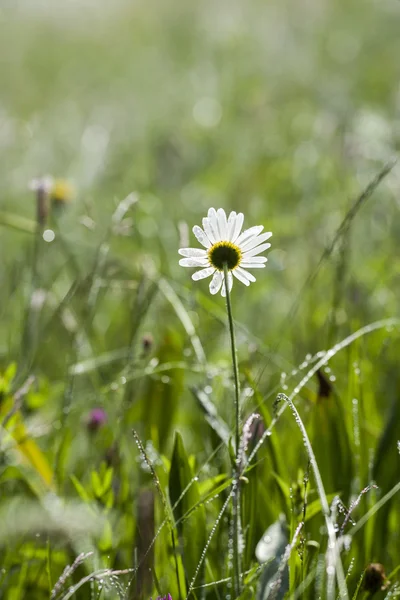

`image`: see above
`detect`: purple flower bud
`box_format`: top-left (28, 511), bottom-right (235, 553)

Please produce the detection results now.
top-left (87, 408), bottom-right (107, 432)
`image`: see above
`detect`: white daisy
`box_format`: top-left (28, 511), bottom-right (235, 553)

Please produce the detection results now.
top-left (178, 208), bottom-right (272, 296)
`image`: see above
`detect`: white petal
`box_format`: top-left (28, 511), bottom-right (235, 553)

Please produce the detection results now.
top-left (192, 267), bottom-right (215, 281)
top-left (241, 255), bottom-right (268, 263)
top-left (241, 231), bottom-right (273, 252)
top-left (242, 243), bottom-right (271, 258)
top-left (236, 267), bottom-right (256, 283)
top-left (209, 271), bottom-right (223, 295)
top-left (227, 211), bottom-right (237, 240)
top-left (217, 208), bottom-right (228, 240)
top-left (231, 212), bottom-right (244, 242)
top-left (240, 262), bottom-right (267, 268)
top-left (233, 269), bottom-right (250, 286)
top-left (179, 257), bottom-right (209, 267)
top-left (178, 248), bottom-right (208, 258)
top-left (207, 208), bottom-right (221, 241)
top-left (221, 271), bottom-right (233, 297)
top-left (202, 217), bottom-right (217, 244)
top-left (236, 225), bottom-right (264, 247)
top-left (193, 225), bottom-right (212, 249)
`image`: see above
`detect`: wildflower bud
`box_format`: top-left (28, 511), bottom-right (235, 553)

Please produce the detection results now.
top-left (364, 563), bottom-right (388, 593)
top-left (86, 408), bottom-right (107, 432)
top-left (142, 333), bottom-right (154, 353)
top-left (30, 176), bottom-right (52, 228)
top-left (105, 443), bottom-right (120, 468)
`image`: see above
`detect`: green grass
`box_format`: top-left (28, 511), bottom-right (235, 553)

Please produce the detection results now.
top-left (0, 0), bottom-right (400, 598)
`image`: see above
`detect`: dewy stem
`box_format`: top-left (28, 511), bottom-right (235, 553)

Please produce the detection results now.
top-left (223, 263), bottom-right (241, 598)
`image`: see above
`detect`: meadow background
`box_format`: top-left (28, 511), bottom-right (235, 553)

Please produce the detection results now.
top-left (0, 0), bottom-right (400, 598)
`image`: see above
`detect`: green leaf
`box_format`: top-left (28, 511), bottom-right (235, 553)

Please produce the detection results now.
top-left (70, 474), bottom-right (92, 503)
top-left (169, 432), bottom-right (207, 591)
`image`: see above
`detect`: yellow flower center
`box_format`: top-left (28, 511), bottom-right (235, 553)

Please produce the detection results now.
top-left (208, 241), bottom-right (242, 271)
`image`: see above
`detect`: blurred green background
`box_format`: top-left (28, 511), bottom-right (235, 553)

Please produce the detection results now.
top-left (0, 0), bottom-right (399, 598)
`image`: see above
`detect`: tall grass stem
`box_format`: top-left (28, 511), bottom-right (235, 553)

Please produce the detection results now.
top-left (223, 263), bottom-right (241, 598)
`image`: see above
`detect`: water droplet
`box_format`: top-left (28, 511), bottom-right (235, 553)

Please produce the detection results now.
top-left (43, 229), bottom-right (55, 243)
top-left (263, 535), bottom-right (272, 544)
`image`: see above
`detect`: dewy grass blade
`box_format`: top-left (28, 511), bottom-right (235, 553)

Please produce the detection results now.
top-left (248, 318), bottom-right (400, 467)
top-left (275, 393), bottom-right (348, 600)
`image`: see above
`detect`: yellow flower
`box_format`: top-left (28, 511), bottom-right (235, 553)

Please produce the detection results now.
top-left (51, 179), bottom-right (74, 204)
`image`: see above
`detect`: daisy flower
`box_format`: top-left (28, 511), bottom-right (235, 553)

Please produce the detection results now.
top-left (178, 208), bottom-right (272, 296)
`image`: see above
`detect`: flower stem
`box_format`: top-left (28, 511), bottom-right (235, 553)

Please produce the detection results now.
top-left (223, 263), bottom-right (241, 598)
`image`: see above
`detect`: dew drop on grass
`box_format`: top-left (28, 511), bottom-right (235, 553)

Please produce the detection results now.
top-left (263, 535), bottom-right (272, 544)
top-left (326, 566), bottom-right (335, 576)
top-left (352, 399), bottom-right (360, 449)
top-left (204, 385), bottom-right (212, 394)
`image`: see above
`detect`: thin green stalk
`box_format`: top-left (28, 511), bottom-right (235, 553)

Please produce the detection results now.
top-left (223, 263), bottom-right (241, 598)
